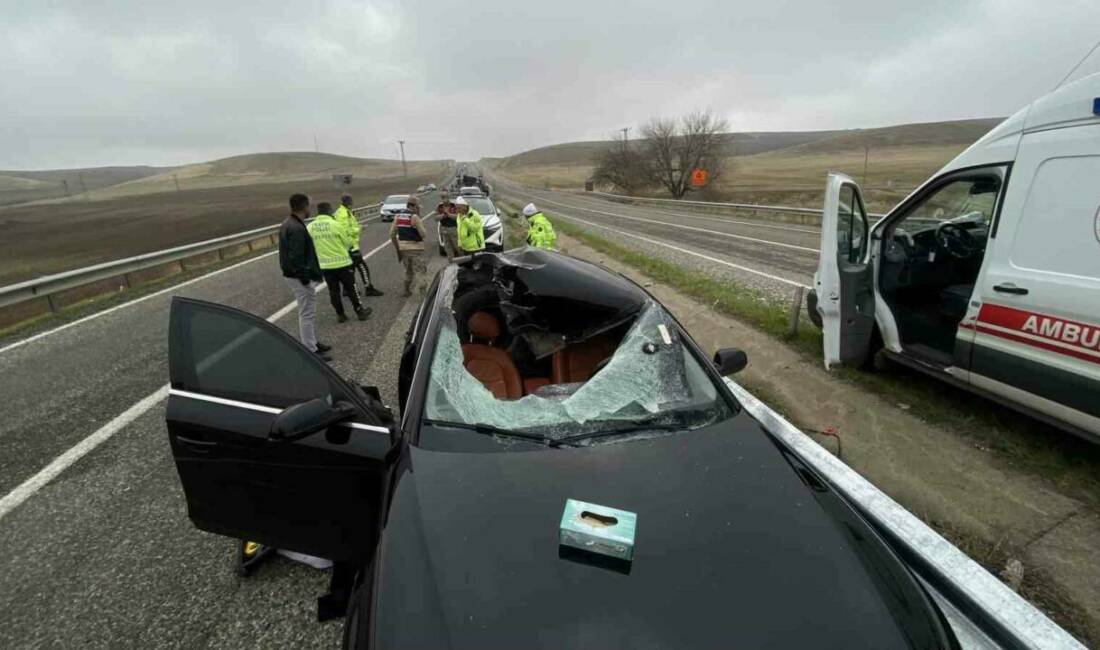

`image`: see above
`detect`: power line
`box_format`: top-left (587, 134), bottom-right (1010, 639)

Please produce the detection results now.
top-left (1053, 37), bottom-right (1100, 90)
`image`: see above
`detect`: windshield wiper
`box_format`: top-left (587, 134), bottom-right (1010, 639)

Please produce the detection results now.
top-left (422, 419), bottom-right (554, 446)
top-left (549, 417), bottom-right (687, 446)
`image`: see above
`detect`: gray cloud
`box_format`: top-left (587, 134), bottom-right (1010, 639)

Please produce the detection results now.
top-left (2, 0), bottom-right (1098, 168)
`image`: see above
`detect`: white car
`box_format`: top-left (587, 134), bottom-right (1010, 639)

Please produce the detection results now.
top-left (458, 186), bottom-right (483, 197)
top-left (379, 194), bottom-right (409, 222)
top-left (437, 195), bottom-right (504, 254)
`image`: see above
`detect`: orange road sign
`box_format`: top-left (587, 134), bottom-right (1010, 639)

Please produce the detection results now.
top-left (690, 168), bottom-right (708, 187)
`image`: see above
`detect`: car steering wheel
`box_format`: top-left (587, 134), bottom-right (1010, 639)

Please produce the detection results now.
top-left (936, 223), bottom-right (979, 259)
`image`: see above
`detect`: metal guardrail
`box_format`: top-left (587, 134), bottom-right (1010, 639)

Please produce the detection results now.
top-left (0, 202), bottom-right (381, 312)
top-left (726, 378), bottom-right (1084, 649)
top-left (587, 189), bottom-right (887, 219)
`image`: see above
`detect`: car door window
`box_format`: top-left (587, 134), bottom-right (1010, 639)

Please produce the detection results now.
top-left (170, 298), bottom-right (338, 408)
top-left (837, 184), bottom-right (868, 264)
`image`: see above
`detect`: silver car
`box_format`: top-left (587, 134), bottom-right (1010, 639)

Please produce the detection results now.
top-left (379, 194), bottom-right (409, 222)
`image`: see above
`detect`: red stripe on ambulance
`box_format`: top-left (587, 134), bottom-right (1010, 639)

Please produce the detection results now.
top-left (968, 303), bottom-right (1100, 363)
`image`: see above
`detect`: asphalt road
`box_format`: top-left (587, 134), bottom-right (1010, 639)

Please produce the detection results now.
top-left (488, 174), bottom-right (820, 299)
top-left (0, 192), bottom-right (449, 648)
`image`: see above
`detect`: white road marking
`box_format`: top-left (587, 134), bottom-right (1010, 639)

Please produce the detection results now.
top-left (0, 213), bottom-right (382, 358)
top-left (0, 252), bottom-right (277, 356)
top-left (530, 194), bottom-right (818, 253)
top-left (0, 236), bottom-right (397, 523)
top-left (532, 202), bottom-right (812, 289)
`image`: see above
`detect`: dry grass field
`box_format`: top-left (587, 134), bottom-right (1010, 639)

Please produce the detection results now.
top-left (0, 165), bottom-right (447, 285)
top-left (487, 118), bottom-right (1002, 211)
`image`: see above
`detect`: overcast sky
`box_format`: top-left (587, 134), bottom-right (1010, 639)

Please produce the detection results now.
top-left (2, 0), bottom-right (1099, 170)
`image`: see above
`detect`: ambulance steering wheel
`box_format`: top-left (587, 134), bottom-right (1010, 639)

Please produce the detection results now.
top-left (935, 223), bottom-right (979, 259)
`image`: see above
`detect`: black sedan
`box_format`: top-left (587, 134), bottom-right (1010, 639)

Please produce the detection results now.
top-left (165, 249), bottom-right (957, 649)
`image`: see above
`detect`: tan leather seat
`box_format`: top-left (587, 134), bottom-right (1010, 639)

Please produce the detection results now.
top-left (462, 312), bottom-right (523, 399)
top-left (551, 335), bottom-right (618, 384)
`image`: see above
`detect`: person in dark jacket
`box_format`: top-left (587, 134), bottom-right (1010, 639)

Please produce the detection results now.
top-left (278, 193), bottom-right (331, 361)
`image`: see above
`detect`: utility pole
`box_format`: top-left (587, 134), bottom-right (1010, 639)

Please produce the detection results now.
top-left (398, 140), bottom-right (407, 178)
top-left (173, 174), bottom-right (181, 192)
top-left (314, 134), bottom-right (319, 153)
top-left (862, 141), bottom-right (870, 187)
top-left (620, 127), bottom-right (630, 152)
top-left (62, 179), bottom-right (71, 200)
top-left (78, 172), bottom-right (89, 200)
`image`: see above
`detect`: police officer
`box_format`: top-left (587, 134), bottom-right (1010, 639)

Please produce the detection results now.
top-left (435, 191), bottom-right (460, 262)
top-left (522, 202), bottom-right (556, 250)
top-left (308, 202), bottom-right (370, 322)
top-left (455, 196), bottom-right (484, 254)
top-left (389, 195), bottom-right (428, 297)
top-left (333, 195), bottom-right (384, 297)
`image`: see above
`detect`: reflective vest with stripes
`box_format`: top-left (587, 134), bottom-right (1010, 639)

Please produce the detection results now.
top-left (395, 212), bottom-right (422, 241)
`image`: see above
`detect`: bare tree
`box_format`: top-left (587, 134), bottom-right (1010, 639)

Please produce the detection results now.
top-left (591, 131), bottom-right (649, 193)
top-left (642, 109), bottom-right (728, 198)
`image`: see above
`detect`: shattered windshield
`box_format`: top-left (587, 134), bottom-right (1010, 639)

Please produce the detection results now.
top-left (424, 254), bottom-right (734, 442)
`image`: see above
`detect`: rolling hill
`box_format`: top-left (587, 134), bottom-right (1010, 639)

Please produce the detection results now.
top-left (0, 166), bottom-right (168, 206)
top-left (0, 152), bottom-right (451, 207)
top-left (84, 152), bottom-right (448, 200)
top-left (486, 118), bottom-right (1003, 209)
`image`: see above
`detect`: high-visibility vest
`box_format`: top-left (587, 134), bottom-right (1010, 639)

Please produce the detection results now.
top-left (333, 205), bottom-right (360, 251)
top-left (395, 212), bottom-right (423, 242)
top-left (458, 209), bottom-right (484, 251)
top-left (526, 212), bottom-right (556, 249)
top-left (306, 214), bottom-right (353, 269)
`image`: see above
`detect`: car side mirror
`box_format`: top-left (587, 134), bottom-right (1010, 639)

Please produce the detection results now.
top-left (713, 348), bottom-right (748, 375)
top-left (269, 397), bottom-right (358, 441)
top-left (359, 384), bottom-right (396, 425)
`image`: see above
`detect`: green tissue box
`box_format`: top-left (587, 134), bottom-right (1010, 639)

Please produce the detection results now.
top-left (559, 499), bottom-right (637, 561)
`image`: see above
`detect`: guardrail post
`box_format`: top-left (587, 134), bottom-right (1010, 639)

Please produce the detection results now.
top-left (123, 273), bottom-right (134, 288)
top-left (46, 294), bottom-right (58, 314)
top-left (786, 286), bottom-right (805, 338)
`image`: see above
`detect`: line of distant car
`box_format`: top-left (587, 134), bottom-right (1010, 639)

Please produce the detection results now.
top-left (380, 184), bottom-right (505, 256)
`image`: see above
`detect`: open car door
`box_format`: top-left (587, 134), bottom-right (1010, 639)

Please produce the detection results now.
top-left (814, 172), bottom-right (875, 368)
top-left (165, 297), bottom-right (394, 563)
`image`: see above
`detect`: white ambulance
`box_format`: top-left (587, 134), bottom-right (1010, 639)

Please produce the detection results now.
top-left (813, 72), bottom-right (1100, 442)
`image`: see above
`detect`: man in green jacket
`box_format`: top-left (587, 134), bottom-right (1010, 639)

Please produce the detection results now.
top-left (308, 202), bottom-right (370, 322)
top-left (333, 195), bottom-right (384, 297)
top-left (522, 202), bottom-right (556, 249)
top-left (455, 196), bottom-right (484, 253)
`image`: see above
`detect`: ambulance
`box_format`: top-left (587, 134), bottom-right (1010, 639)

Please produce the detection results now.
top-left (813, 72), bottom-right (1100, 442)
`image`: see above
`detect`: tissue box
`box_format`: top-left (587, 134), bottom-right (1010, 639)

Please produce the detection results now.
top-left (559, 499), bottom-right (637, 561)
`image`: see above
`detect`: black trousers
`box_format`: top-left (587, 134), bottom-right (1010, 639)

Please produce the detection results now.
top-left (349, 250), bottom-right (372, 288)
top-left (322, 267), bottom-right (362, 316)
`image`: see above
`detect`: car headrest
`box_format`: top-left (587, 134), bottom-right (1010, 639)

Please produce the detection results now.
top-left (467, 311), bottom-right (501, 341)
